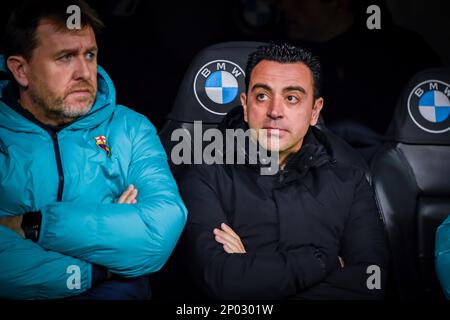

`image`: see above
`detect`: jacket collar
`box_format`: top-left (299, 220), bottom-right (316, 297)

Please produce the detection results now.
top-left (1, 82), bottom-right (66, 134)
top-left (279, 128), bottom-right (332, 183)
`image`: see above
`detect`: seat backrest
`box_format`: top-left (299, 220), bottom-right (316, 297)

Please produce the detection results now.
top-left (371, 68), bottom-right (450, 299)
top-left (159, 41), bottom-right (370, 179)
top-left (159, 42), bottom-right (263, 178)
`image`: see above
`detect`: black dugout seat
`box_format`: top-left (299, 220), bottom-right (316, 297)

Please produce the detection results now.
top-left (159, 42), bottom-right (265, 179)
top-left (158, 41), bottom-right (370, 180)
top-left (371, 68), bottom-right (450, 299)
top-left (154, 41), bottom-right (373, 300)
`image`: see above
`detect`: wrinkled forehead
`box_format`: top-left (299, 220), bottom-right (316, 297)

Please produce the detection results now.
top-left (250, 61), bottom-right (314, 91)
top-left (34, 19), bottom-right (97, 53)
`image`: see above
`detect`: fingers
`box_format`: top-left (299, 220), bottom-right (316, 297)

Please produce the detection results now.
top-left (220, 223), bottom-right (246, 252)
top-left (339, 256), bottom-right (345, 268)
top-left (213, 226), bottom-right (246, 253)
top-left (221, 223), bottom-right (240, 240)
top-left (0, 215), bottom-right (23, 230)
top-left (117, 184), bottom-right (138, 204)
top-left (223, 244), bottom-right (234, 254)
top-left (0, 215), bottom-right (25, 238)
top-left (117, 185), bottom-right (132, 203)
top-left (126, 188), bottom-right (138, 204)
top-left (117, 185), bottom-right (133, 203)
top-left (214, 231), bottom-right (240, 252)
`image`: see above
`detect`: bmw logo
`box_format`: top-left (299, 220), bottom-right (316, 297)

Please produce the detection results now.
top-left (194, 60), bottom-right (245, 115)
top-left (408, 80), bottom-right (450, 133)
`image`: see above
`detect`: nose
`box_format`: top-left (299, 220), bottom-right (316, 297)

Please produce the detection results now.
top-left (73, 56), bottom-right (93, 81)
top-left (267, 95), bottom-right (284, 120)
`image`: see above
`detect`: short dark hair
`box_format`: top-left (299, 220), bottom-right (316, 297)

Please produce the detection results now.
top-left (245, 42), bottom-right (322, 99)
top-left (4, 0), bottom-right (104, 61)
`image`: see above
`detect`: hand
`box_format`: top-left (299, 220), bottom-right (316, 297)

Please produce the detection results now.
top-left (0, 215), bottom-right (25, 238)
top-left (213, 223), bottom-right (246, 254)
top-left (339, 256), bottom-right (345, 268)
top-left (117, 184), bottom-right (138, 204)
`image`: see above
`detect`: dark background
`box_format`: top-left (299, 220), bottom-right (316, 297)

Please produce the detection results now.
top-left (1, 0), bottom-right (449, 133)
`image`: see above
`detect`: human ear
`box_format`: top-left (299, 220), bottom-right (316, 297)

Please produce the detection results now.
top-left (6, 56), bottom-right (30, 87)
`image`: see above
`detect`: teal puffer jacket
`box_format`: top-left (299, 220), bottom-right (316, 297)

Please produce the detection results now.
top-left (436, 215), bottom-right (450, 299)
top-left (0, 57), bottom-right (187, 299)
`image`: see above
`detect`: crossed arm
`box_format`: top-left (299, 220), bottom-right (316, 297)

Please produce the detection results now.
top-left (0, 184), bottom-right (139, 239)
top-left (0, 117), bottom-right (187, 299)
top-left (181, 166), bottom-right (389, 300)
top-left (180, 166), bottom-right (341, 300)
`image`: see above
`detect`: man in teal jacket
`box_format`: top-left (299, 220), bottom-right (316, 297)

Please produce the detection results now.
top-left (0, 0), bottom-right (187, 299)
top-left (436, 216), bottom-right (450, 299)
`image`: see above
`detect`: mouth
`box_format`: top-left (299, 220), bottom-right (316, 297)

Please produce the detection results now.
top-left (262, 127), bottom-right (288, 134)
top-left (69, 89), bottom-right (91, 94)
top-left (66, 89), bottom-right (93, 99)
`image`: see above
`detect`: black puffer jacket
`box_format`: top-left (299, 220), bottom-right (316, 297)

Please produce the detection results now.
top-left (178, 108), bottom-right (389, 300)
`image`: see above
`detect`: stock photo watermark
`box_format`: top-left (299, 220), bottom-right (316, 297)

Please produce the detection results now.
top-left (367, 4), bottom-right (381, 30)
top-left (170, 121), bottom-right (280, 175)
top-left (66, 4), bottom-right (81, 30)
top-left (66, 265), bottom-right (81, 290)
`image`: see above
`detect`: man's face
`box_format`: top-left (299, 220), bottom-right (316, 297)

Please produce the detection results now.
top-left (241, 60), bottom-right (323, 163)
top-left (24, 20), bottom-right (98, 123)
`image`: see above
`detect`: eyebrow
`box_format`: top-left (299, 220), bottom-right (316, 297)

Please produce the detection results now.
top-left (251, 83), bottom-right (307, 95)
top-left (282, 86), bottom-right (307, 95)
top-left (53, 46), bottom-right (98, 57)
top-left (251, 83), bottom-right (272, 93)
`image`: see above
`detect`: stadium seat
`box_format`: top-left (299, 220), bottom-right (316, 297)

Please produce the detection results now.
top-left (371, 68), bottom-right (450, 299)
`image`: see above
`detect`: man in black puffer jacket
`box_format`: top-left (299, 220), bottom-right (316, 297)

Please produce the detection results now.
top-left (177, 43), bottom-right (389, 300)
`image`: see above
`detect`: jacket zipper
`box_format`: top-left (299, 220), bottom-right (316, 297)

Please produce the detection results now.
top-left (48, 130), bottom-right (64, 202)
top-left (4, 87), bottom-right (105, 202)
top-left (7, 106), bottom-right (66, 202)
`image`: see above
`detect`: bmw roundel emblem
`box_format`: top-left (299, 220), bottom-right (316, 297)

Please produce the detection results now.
top-left (408, 80), bottom-right (450, 133)
top-left (194, 60), bottom-right (245, 115)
